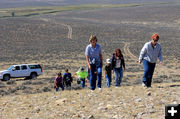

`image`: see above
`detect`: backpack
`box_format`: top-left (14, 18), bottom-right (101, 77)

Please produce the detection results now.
top-left (64, 73), bottom-right (72, 83)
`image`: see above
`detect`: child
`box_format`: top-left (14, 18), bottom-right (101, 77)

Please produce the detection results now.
top-left (104, 59), bottom-right (112, 87)
top-left (63, 69), bottom-right (73, 88)
top-left (76, 67), bottom-right (88, 88)
top-left (54, 72), bottom-right (64, 92)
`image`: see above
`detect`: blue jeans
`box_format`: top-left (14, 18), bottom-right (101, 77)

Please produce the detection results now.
top-left (79, 78), bottom-right (85, 88)
top-left (105, 74), bottom-right (111, 87)
top-left (114, 67), bottom-right (123, 86)
top-left (56, 84), bottom-right (64, 91)
top-left (142, 60), bottom-right (156, 87)
top-left (89, 63), bottom-right (102, 90)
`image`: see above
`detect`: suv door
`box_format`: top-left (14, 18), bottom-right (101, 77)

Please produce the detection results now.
top-left (11, 66), bottom-right (21, 77)
top-left (20, 65), bottom-right (29, 77)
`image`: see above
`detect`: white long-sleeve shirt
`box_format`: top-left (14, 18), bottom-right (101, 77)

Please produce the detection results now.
top-left (139, 41), bottom-right (163, 63)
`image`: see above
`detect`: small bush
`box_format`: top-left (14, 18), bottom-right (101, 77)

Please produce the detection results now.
top-left (7, 88), bottom-right (17, 93)
top-left (22, 81), bottom-right (32, 85)
top-left (22, 89), bottom-right (33, 94)
top-left (34, 89), bottom-right (42, 93)
top-left (6, 80), bottom-right (16, 85)
top-left (15, 85), bottom-right (32, 90)
top-left (31, 81), bottom-right (43, 85)
top-left (0, 82), bottom-right (5, 88)
top-left (42, 87), bottom-right (51, 92)
top-left (0, 89), bottom-right (7, 96)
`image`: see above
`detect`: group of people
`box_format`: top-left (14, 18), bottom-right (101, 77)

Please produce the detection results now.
top-left (54, 33), bottom-right (163, 92)
top-left (54, 67), bottom-right (88, 91)
top-left (54, 69), bottom-right (73, 91)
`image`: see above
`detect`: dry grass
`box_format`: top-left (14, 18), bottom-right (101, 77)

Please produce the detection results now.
top-left (1, 82), bottom-right (180, 119)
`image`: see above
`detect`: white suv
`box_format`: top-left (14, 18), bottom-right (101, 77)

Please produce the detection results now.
top-left (0, 64), bottom-right (43, 81)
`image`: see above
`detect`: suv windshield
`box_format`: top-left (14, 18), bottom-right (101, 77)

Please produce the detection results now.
top-left (8, 66), bottom-right (14, 70)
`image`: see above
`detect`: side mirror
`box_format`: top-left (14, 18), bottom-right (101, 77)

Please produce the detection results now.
top-left (12, 68), bottom-right (16, 71)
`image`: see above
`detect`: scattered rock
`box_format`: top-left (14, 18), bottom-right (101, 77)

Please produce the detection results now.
top-left (136, 98), bottom-right (142, 102)
top-left (147, 92), bottom-right (151, 96)
top-left (56, 98), bottom-right (67, 105)
top-left (88, 115), bottom-right (94, 119)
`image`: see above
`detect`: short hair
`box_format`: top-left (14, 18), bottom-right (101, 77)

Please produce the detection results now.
top-left (65, 69), bottom-right (68, 72)
top-left (58, 72), bottom-right (61, 76)
top-left (89, 35), bottom-right (98, 42)
top-left (152, 33), bottom-right (159, 40)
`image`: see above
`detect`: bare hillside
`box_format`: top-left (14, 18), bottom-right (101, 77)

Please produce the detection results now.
top-left (1, 82), bottom-right (180, 119)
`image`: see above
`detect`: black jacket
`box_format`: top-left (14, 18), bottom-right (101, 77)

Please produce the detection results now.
top-left (111, 53), bottom-right (125, 70)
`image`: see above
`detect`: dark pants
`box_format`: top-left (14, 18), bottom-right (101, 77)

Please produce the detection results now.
top-left (56, 83), bottom-right (64, 91)
top-left (65, 81), bottom-right (71, 87)
top-left (89, 63), bottom-right (102, 90)
top-left (142, 60), bottom-right (156, 87)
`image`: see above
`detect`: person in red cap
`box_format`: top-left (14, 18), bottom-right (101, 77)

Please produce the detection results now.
top-left (139, 33), bottom-right (163, 88)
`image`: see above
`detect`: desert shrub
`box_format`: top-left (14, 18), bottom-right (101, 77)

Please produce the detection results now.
top-left (153, 78), bottom-right (163, 83)
top-left (49, 79), bottom-right (54, 83)
top-left (126, 68), bottom-right (139, 72)
top-left (7, 88), bottom-right (17, 93)
top-left (122, 82), bottom-right (131, 86)
top-left (42, 87), bottom-right (51, 92)
top-left (31, 81), bottom-right (43, 85)
top-left (123, 77), bottom-right (129, 82)
top-left (0, 89), bottom-right (7, 96)
top-left (71, 85), bottom-right (81, 90)
top-left (22, 89), bottom-right (33, 94)
top-left (22, 81), bottom-right (32, 85)
top-left (160, 75), bottom-right (168, 79)
top-left (34, 89), bottom-right (42, 93)
top-left (6, 80), bottom-right (16, 85)
top-left (0, 82), bottom-right (5, 88)
top-left (15, 85), bottom-right (32, 90)
top-left (134, 78), bottom-right (142, 85)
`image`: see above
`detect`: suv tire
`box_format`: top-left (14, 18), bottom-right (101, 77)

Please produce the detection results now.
top-left (30, 73), bottom-right (37, 79)
top-left (3, 74), bottom-right (10, 81)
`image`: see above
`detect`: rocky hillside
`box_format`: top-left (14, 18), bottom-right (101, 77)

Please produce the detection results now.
top-left (0, 82), bottom-right (180, 119)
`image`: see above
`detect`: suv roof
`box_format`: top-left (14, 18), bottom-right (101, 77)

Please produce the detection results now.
top-left (12, 64), bottom-right (41, 66)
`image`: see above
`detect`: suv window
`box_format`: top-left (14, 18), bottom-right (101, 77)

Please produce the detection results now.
top-left (21, 65), bottom-right (27, 70)
top-left (28, 64), bottom-right (41, 69)
top-left (15, 66), bottom-right (20, 70)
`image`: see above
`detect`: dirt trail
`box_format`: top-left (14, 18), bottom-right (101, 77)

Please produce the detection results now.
top-left (40, 18), bottom-right (72, 39)
top-left (123, 42), bottom-right (138, 61)
top-left (61, 24), bottom-right (72, 39)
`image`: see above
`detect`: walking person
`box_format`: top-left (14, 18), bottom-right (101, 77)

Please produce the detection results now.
top-left (111, 48), bottom-right (125, 87)
top-left (104, 59), bottom-right (112, 87)
top-left (54, 72), bottom-right (64, 92)
top-left (63, 69), bottom-right (73, 88)
top-left (139, 33), bottom-right (163, 88)
top-left (76, 67), bottom-right (88, 88)
top-left (85, 35), bottom-right (103, 91)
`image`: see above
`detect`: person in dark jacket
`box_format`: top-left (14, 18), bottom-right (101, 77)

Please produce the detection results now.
top-left (111, 48), bottom-right (125, 87)
top-left (63, 69), bottom-right (73, 88)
